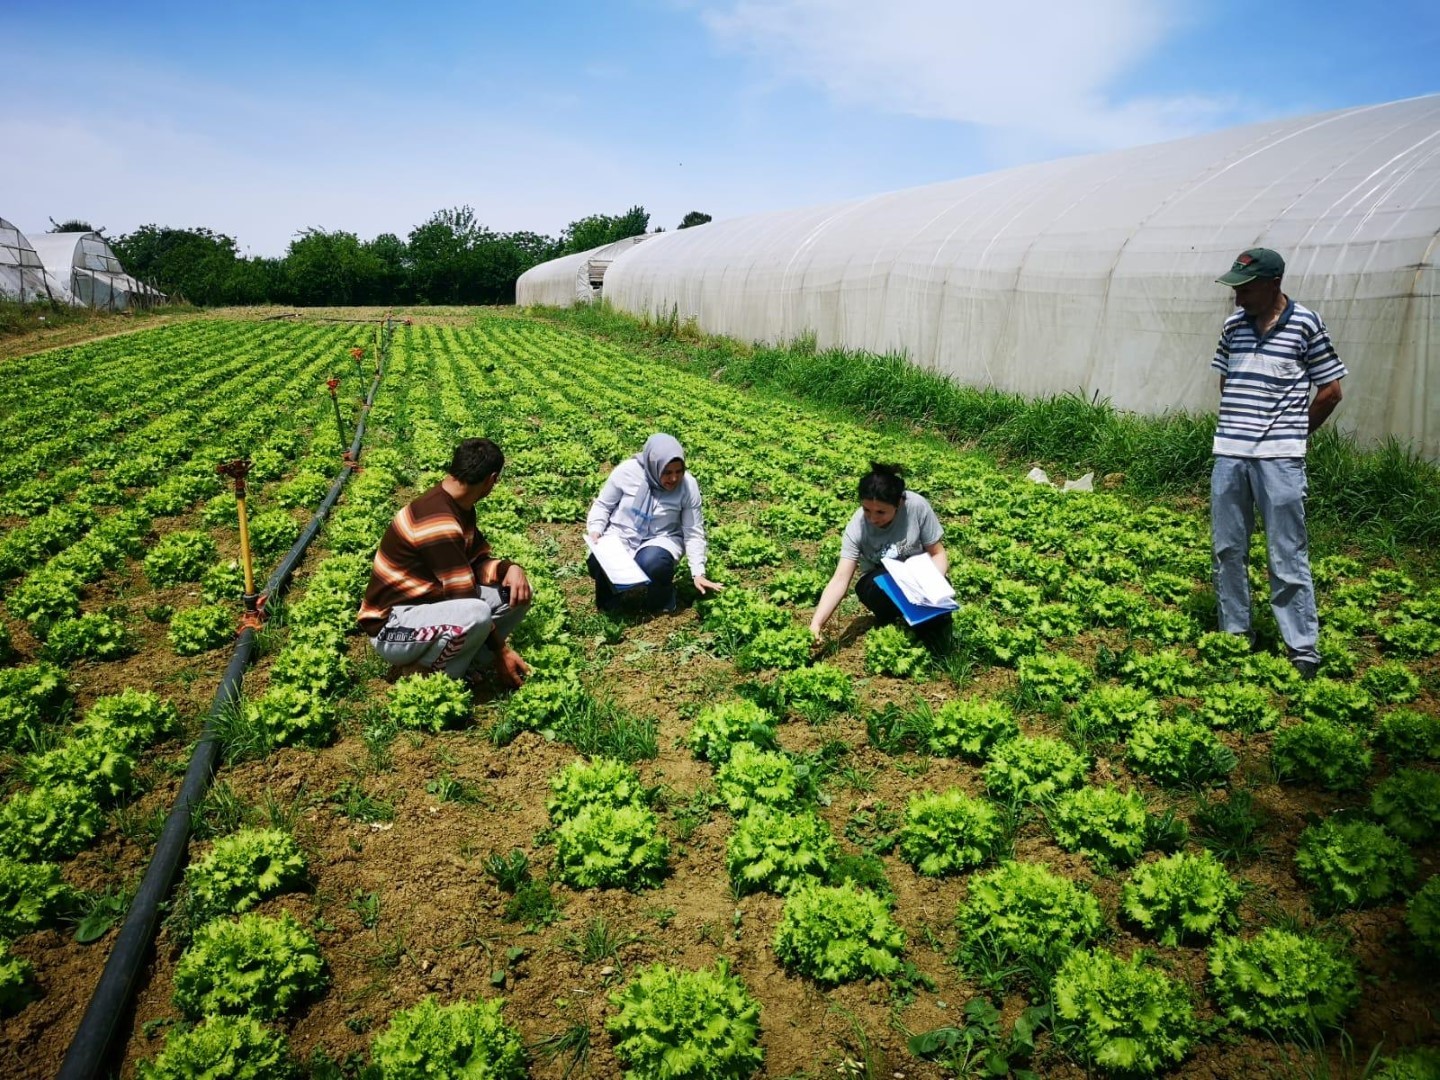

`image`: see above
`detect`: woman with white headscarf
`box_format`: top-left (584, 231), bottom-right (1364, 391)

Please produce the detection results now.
top-left (586, 433), bottom-right (724, 613)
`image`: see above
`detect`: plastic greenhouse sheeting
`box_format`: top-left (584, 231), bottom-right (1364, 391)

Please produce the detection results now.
top-left (598, 95), bottom-right (1440, 459)
top-left (29, 231), bottom-right (164, 311)
top-left (516, 235), bottom-right (650, 306)
top-left (0, 217), bottom-right (63, 303)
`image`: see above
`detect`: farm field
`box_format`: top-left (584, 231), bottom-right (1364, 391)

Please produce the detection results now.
top-left (1, 311), bottom-right (1437, 1079)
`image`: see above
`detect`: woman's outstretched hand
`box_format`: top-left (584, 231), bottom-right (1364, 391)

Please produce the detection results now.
top-left (693, 575), bottom-right (725, 595)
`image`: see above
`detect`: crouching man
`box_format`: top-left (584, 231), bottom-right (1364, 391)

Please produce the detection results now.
top-left (357, 437), bottom-right (531, 687)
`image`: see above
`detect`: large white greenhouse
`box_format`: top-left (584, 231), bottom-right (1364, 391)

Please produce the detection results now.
top-left (516, 235), bottom-right (652, 307)
top-left (28, 231), bottom-right (164, 311)
top-left (538, 95), bottom-right (1440, 459)
top-left (0, 218), bottom-right (65, 303)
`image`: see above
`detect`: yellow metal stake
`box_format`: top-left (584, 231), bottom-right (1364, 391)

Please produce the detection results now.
top-left (216, 460), bottom-right (262, 627)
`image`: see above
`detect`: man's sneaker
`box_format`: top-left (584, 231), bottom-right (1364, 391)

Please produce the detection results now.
top-left (1291, 659), bottom-right (1318, 681)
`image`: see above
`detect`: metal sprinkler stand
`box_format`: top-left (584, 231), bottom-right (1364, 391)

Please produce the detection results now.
top-left (215, 459), bottom-right (265, 629)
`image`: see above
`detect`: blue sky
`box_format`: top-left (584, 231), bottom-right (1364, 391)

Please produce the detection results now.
top-left (3, 1), bottom-right (1436, 256)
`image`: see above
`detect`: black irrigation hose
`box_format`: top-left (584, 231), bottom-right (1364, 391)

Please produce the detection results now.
top-left (57, 319), bottom-right (396, 1080)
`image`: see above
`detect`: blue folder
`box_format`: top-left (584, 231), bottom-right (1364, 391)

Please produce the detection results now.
top-left (875, 571), bottom-right (959, 627)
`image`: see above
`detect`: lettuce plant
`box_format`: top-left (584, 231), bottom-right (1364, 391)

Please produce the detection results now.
top-left (1208, 928), bottom-right (1358, 1036)
top-left (0, 855), bottom-right (76, 937)
top-left (168, 604), bottom-right (235, 655)
top-left (244, 685), bottom-right (336, 750)
top-left (864, 623), bottom-right (929, 678)
top-left (554, 803), bottom-right (669, 890)
top-left (1298, 678), bottom-right (1373, 727)
top-left (687, 699), bottom-right (778, 762)
top-left (136, 1016), bottom-right (294, 1080)
top-left (1271, 719), bottom-right (1371, 791)
top-left (1406, 876), bottom-right (1440, 959)
top-left (1048, 785), bottom-right (1150, 866)
top-left (607, 960), bottom-right (764, 1080)
top-left (1371, 1048), bottom-right (1440, 1080)
top-left (0, 781), bottom-right (104, 860)
top-left (773, 881), bottom-right (905, 984)
top-left (1360, 661), bottom-right (1421, 705)
top-left (726, 806), bottom-right (838, 896)
top-left (547, 757), bottom-right (647, 822)
top-left (0, 661), bottom-right (72, 748)
top-left (42, 612), bottom-right (134, 663)
top-left (1126, 716), bottom-right (1236, 788)
top-left (1067, 683), bottom-right (1159, 742)
top-left (387, 673), bottom-right (472, 732)
top-left (735, 625), bottom-right (812, 672)
top-left (1121, 851), bottom-right (1242, 945)
top-left (143, 530), bottom-right (217, 586)
top-left (0, 940), bottom-right (36, 1015)
top-left (715, 742), bottom-right (811, 813)
top-left (1371, 768), bottom-right (1440, 843)
top-left (700, 588), bottom-right (789, 655)
top-left (22, 733), bottom-right (137, 803)
top-left (898, 788), bottom-right (1003, 877)
top-left (1374, 708), bottom-right (1440, 763)
top-left (370, 996), bottom-right (524, 1080)
top-left (1051, 948), bottom-right (1196, 1078)
top-left (76, 688), bottom-right (178, 754)
top-left (1378, 614), bottom-right (1440, 658)
top-left (1294, 817), bottom-right (1414, 913)
top-left (499, 670), bottom-right (587, 737)
top-left (184, 829), bottom-right (308, 923)
top-left (927, 696), bottom-right (1018, 759)
top-left (6, 568), bottom-right (83, 632)
top-left (246, 510), bottom-right (299, 559)
top-left (1198, 683), bottom-right (1280, 733)
top-left (771, 663), bottom-right (855, 718)
top-left (1119, 649), bottom-right (1201, 698)
top-left (268, 641), bottom-right (351, 697)
top-left (956, 861), bottom-right (1105, 987)
top-left (173, 912), bottom-right (327, 1021)
top-left (1016, 653), bottom-right (1093, 703)
top-left (1239, 651), bottom-right (1303, 694)
top-left (1197, 631), bottom-right (1253, 669)
top-left (983, 735), bottom-right (1088, 805)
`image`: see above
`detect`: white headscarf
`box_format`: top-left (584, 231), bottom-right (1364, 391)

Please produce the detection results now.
top-left (637, 433), bottom-right (685, 493)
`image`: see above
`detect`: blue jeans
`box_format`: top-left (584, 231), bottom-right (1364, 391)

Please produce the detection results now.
top-left (1210, 456), bottom-right (1318, 664)
top-left (588, 546), bottom-right (677, 613)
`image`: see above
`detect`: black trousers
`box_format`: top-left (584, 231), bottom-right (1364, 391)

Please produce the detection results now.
top-left (856, 568), bottom-right (952, 646)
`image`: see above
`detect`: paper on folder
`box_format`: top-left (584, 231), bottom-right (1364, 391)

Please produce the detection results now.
top-left (881, 553), bottom-right (956, 609)
top-left (585, 534), bottom-right (651, 587)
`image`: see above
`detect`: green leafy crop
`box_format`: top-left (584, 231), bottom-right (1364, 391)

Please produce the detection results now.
top-left (1126, 716), bottom-right (1236, 788)
top-left (1048, 785), bottom-right (1151, 866)
top-left (547, 757), bottom-right (647, 822)
top-left (1051, 948), bottom-right (1196, 1078)
top-left (864, 623), bottom-right (929, 678)
top-left (136, 1016), bottom-right (294, 1080)
top-left (771, 663), bottom-right (855, 718)
top-left (387, 673), bottom-right (472, 733)
top-left (927, 696), bottom-right (1018, 759)
top-left (1371, 768), bottom-right (1440, 843)
top-left (168, 603), bottom-right (235, 655)
top-left (75, 689), bottom-right (178, 753)
top-left (22, 732), bottom-right (137, 803)
top-left (1294, 817), bottom-right (1414, 913)
top-left (727, 806), bottom-right (838, 896)
top-left (686, 699), bottom-right (778, 762)
top-left (1298, 677), bottom-right (1373, 726)
top-left (983, 735), bottom-right (1088, 805)
top-left (554, 803), bottom-right (669, 890)
top-left (1017, 653), bottom-right (1093, 703)
top-left (607, 960), bottom-right (764, 1080)
top-left (42, 612), bottom-right (134, 663)
top-left (1359, 660), bottom-right (1421, 704)
top-left (500, 669), bottom-right (587, 737)
top-left (735, 625), bottom-right (812, 672)
top-left (774, 881), bottom-right (905, 984)
top-left (173, 912), bottom-right (327, 1021)
top-left (0, 782), bottom-right (104, 860)
top-left (956, 861), bottom-right (1104, 988)
top-left (268, 641), bottom-right (351, 697)
top-left (1067, 684), bottom-right (1160, 742)
top-left (1271, 719), bottom-right (1371, 791)
top-left (1121, 851), bottom-right (1242, 946)
top-left (143, 530), bottom-right (217, 587)
top-left (370, 996), bottom-right (525, 1080)
top-left (245, 510), bottom-right (299, 559)
top-left (897, 788), bottom-right (1003, 876)
top-left (1374, 708), bottom-right (1440, 763)
top-left (0, 940), bottom-right (36, 1015)
top-left (184, 829), bottom-right (308, 924)
top-left (1370, 1048), bottom-right (1440, 1080)
top-left (0, 661), bottom-right (71, 748)
top-left (1118, 649), bottom-right (1201, 698)
top-left (0, 855), bottom-right (75, 938)
top-left (1198, 683), bottom-right (1280, 733)
top-left (244, 685), bottom-right (336, 750)
top-left (714, 742), bottom-right (812, 813)
top-left (1208, 928), bottom-right (1358, 1036)
top-left (1406, 876), bottom-right (1440, 959)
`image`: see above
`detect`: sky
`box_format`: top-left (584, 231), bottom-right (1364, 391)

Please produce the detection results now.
top-left (2, 0), bottom-right (1436, 257)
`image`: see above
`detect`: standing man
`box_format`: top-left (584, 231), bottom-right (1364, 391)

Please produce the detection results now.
top-left (358, 437), bottom-right (532, 687)
top-left (1210, 248), bottom-right (1347, 680)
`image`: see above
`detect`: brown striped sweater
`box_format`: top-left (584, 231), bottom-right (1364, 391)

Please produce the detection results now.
top-left (357, 484), bottom-right (492, 634)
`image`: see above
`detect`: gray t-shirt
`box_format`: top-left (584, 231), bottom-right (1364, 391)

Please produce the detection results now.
top-left (840, 490), bottom-right (944, 573)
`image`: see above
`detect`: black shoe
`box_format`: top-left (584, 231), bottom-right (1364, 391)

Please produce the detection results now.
top-left (1291, 659), bottom-right (1318, 681)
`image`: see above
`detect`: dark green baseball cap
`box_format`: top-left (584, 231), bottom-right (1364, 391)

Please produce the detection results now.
top-left (1217, 247), bottom-right (1285, 286)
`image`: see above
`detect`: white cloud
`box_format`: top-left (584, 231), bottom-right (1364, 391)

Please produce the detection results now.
top-left (697, 0), bottom-right (1229, 150)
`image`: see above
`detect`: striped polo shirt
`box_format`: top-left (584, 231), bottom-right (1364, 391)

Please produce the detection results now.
top-left (357, 484), bottom-right (491, 634)
top-left (1211, 299), bottom-right (1347, 458)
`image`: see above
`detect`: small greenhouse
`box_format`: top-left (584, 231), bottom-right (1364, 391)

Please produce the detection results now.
top-left (28, 231), bottom-right (164, 311)
top-left (579, 95), bottom-right (1440, 459)
top-left (0, 217), bottom-right (64, 303)
top-left (515, 235), bottom-right (650, 306)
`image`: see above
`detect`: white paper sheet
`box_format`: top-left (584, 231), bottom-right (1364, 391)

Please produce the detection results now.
top-left (585, 534), bottom-right (651, 587)
top-left (881, 553), bottom-right (956, 608)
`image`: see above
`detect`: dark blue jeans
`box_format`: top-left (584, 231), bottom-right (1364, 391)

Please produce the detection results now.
top-left (856, 568), bottom-right (952, 647)
top-left (588, 546), bottom-right (677, 613)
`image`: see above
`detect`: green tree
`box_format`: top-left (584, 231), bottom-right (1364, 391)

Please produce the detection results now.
top-left (111, 226), bottom-right (241, 306)
top-left (678, 211), bottom-right (712, 229)
top-left (561, 205), bottom-right (649, 255)
top-left (282, 228), bottom-right (385, 306)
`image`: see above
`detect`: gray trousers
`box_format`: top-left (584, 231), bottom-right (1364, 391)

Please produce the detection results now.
top-left (369, 585), bottom-right (530, 678)
top-left (1210, 456), bottom-right (1319, 664)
